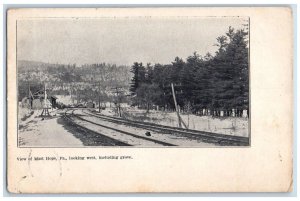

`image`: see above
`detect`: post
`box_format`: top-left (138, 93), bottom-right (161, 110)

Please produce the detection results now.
top-left (112, 86), bottom-right (122, 117)
top-left (44, 83), bottom-right (47, 103)
top-left (76, 89), bottom-right (78, 105)
top-left (171, 83), bottom-right (182, 128)
top-left (28, 84), bottom-right (30, 98)
top-left (70, 87), bottom-right (73, 104)
top-left (28, 84), bottom-right (32, 110)
top-left (116, 88), bottom-right (121, 117)
top-left (98, 82), bottom-right (101, 113)
top-left (41, 83), bottom-right (50, 116)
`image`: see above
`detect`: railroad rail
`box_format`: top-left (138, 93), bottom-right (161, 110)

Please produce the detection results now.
top-left (64, 110), bottom-right (130, 146)
top-left (83, 109), bottom-right (250, 146)
top-left (64, 109), bottom-right (176, 146)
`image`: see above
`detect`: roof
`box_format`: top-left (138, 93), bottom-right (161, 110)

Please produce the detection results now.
top-left (30, 89), bottom-right (58, 99)
top-left (30, 94), bottom-right (58, 100)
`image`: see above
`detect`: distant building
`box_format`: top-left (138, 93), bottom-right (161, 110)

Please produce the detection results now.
top-left (86, 101), bottom-right (95, 108)
top-left (22, 90), bottom-right (58, 109)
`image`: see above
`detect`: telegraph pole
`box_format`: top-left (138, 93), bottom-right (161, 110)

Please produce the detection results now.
top-left (28, 84), bottom-right (32, 110)
top-left (171, 83), bottom-right (182, 128)
top-left (171, 83), bottom-right (188, 129)
top-left (41, 83), bottom-right (50, 116)
top-left (70, 86), bottom-right (73, 104)
top-left (98, 82), bottom-right (101, 113)
top-left (116, 87), bottom-right (121, 117)
top-left (111, 86), bottom-right (123, 117)
top-left (76, 88), bottom-right (79, 105)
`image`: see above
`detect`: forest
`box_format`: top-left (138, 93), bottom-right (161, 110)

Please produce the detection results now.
top-left (18, 61), bottom-right (131, 102)
top-left (129, 27), bottom-right (249, 117)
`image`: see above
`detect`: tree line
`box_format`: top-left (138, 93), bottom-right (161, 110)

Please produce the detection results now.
top-left (18, 61), bottom-right (131, 102)
top-left (129, 27), bottom-right (249, 117)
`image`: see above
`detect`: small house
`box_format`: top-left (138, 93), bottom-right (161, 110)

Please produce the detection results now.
top-left (86, 101), bottom-right (95, 108)
top-left (27, 90), bottom-right (58, 109)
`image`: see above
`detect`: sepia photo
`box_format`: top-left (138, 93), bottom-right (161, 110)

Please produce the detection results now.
top-left (17, 17), bottom-right (250, 147)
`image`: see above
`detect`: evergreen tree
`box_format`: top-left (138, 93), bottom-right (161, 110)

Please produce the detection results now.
top-left (129, 27), bottom-right (249, 116)
top-left (135, 83), bottom-right (162, 112)
top-left (192, 58), bottom-right (213, 113)
top-left (145, 63), bottom-right (154, 84)
top-left (211, 27), bottom-right (249, 115)
top-left (129, 62), bottom-right (146, 95)
top-left (179, 52), bottom-right (201, 106)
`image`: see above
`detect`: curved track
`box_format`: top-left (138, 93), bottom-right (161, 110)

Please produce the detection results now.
top-left (64, 109), bottom-right (131, 146)
top-left (82, 109), bottom-right (249, 146)
top-left (64, 109), bottom-right (176, 146)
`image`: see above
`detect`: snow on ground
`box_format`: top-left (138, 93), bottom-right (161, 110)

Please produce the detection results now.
top-left (18, 108), bottom-right (83, 147)
top-left (17, 104), bottom-right (248, 147)
top-left (98, 107), bottom-right (115, 116)
top-left (18, 106), bottom-right (41, 129)
top-left (18, 106), bottom-right (34, 122)
top-left (106, 107), bottom-right (249, 137)
top-left (74, 110), bottom-right (213, 147)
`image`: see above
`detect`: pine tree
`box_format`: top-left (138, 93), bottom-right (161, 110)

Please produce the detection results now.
top-left (179, 52), bottom-right (201, 107)
top-left (192, 59), bottom-right (213, 113)
top-left (227, 29), bottom-right (249, 113)
top-left (129, 27), bottom-right (249, 116)
top-left (211, 27), bottom-right (249, 116)
top-left (145, 63), bottom-right (154, 84)
top-left (129, 62), bottom-right (146, 95)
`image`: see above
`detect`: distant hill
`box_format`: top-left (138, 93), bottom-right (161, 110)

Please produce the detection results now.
top-left (17, 60), bottom-right (133, 101)
top-left (17, 60), bottom-right (58, 71)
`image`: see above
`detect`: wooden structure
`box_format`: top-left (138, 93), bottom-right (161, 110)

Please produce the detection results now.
top-left (171, 83), bottom-right (188, 129)
top-left (86, 102), bottom-right (95, 108)
top-left (27, 86), bottom-right (58, 110)
top-left (41, 84), bottom-right (51, 116)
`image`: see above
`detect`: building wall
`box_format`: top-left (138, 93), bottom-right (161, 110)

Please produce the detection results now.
top-left (22, 97), bottom-right (57, 110)
top-left (32, 99), bottom-right (43, 109)
top-left (86, 102), bottom-right (95, 108)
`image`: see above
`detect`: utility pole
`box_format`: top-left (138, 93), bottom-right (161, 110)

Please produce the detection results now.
top-left (70, 85), bottom-right (73, 104)
top-left (41, 83), bottom-right (50, 116)
top-left (76, 88), bottom-right (78, 105)
top-left (112, 86), bottom-right (123, 117)
top-left (28, 84), bottom-right (32, 110)
top-left (98, 82), bottom-right (101, 113)
top-left (116, 87), bottom-right (121, 117)
top-left (171, 83), bottom-right (182, 128)
top-left (171, 83), bottom-right (188, 129)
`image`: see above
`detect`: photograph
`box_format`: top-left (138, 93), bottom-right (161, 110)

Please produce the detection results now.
top-left (17, 17), bottom-right (250, 147)
top-left (6, 7), bottom-right (294, 194)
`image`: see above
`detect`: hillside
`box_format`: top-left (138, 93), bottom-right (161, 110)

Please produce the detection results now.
top-left (17, 60), bottom-right (132, 102)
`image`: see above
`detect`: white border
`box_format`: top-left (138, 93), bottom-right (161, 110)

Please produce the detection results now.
top-left (1, 0), bottom-right (299, 200)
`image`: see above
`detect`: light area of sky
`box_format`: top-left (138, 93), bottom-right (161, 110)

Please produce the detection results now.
top-left (17, 17), bottom-right (248, 66)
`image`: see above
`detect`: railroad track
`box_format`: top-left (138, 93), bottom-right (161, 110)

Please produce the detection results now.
top-left (64, 109), bottom-right (130, 146)
top-left (64, 109), bottom-right (176, 146)
top-left (82, 109), bottom-right (249, 146)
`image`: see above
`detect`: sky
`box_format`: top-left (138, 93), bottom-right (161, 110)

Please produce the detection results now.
top-left (17, 17), bottom-right (248, 66)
